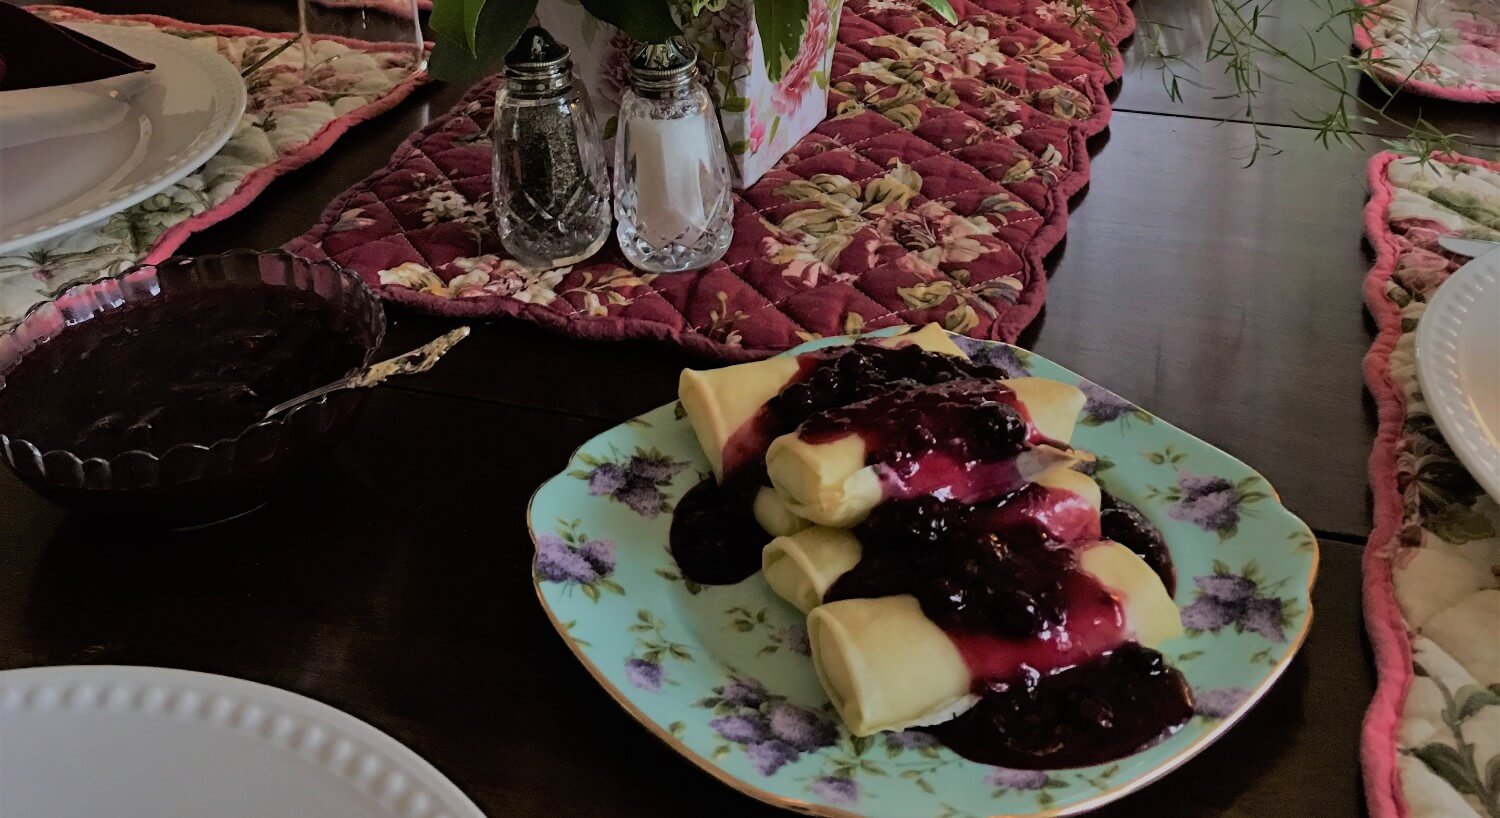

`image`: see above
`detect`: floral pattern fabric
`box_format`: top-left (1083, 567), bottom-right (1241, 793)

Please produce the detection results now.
top-left (1362, 152), bottom-right (1500, 818)
top-left (288, 0), bottom-right (1137, 361)
top-left (0, 6), bottom-right (427, 327)
top-left (1355, 0), bottom-right (1500, 102)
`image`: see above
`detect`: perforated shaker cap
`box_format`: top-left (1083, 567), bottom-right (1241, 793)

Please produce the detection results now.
top-left (627, 38), bottom-right (699, 96)
top-left (504, 26), bottom-right (572, 95)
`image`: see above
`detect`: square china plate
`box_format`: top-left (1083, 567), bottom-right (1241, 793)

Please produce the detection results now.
top-left (528, 330), bottom-right (1318, 818)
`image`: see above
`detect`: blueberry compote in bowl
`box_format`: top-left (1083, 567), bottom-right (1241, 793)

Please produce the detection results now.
top-left (0, 250), bottom-right (385, 528)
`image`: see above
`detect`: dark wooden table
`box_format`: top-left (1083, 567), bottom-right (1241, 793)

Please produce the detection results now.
top-left (15, 0), bottom-right (1496, 814)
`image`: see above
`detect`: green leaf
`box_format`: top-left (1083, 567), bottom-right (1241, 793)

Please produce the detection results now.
top-left (754, 0), bottom-right (808, 82)
top-left (917, 777), bottom-right (936, 793)
top-left (727, 139), bottom-right (751, 155)
top-left (668, 720), bottom-right (685, 735)
top-left (1486, 755), bottom-right (1500, 797)
top-left (733, 620), bottom-right (754, 632)
top-left (720, 96), bottom-right (751, 113)
top-left (673, 401), bottom-right (687, 419)
top-left (428, 0), bottom-right (537, 82)
top-left (812, 69), bottom-right (828, 89)
top-left (461, 0), bottom-right (489, 52)
top-left (851, 734), bottom-right (873, 756)
top-left (920, 0), bottom-right (959, 23)
top-left (1451, 684), bottom-right (1500, 721)
top-left (1411, 743), bottom-right (1479, 795)
top-left (580, 0), bottom-right (680, 42)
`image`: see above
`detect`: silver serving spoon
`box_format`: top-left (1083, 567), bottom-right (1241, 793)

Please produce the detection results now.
top-left (264, 326), bottom-right (471, 419)
top-left (1438, 236), bottom-right (1500, 259)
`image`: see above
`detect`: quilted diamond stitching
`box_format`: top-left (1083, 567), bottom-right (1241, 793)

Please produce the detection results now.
top-left (286, 0), bottom-right (1136, 359)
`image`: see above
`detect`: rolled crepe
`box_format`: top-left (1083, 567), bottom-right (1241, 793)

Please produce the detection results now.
top-left (753, 486), bottom-right (812, 537)
top-left (678, 324), bottom-right (967, 482)
top-left (764, 526), bottom-right (864, 613)
top-left (763, 467), bottom-right (1104, 614)
top-left (767, 435), bottom-right (1083, 528)
top-left (806, 542), bottom-right (1182, 735)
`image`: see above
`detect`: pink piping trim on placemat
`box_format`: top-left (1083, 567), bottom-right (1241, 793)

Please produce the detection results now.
top-left (1359, 149), bottom-right (1500, 818)
top-left (1351, 0), bottom-right (1500, 104)
top-left (289, 0), bottom-right (1138, 361)
top-left (32, 5), bottom-right (428, 55)
top-left (30, 5), bottom-right (430, 266)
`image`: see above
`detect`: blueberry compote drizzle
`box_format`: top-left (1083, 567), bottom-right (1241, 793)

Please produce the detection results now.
top-left (1101, 490), bottom-right (1176, 595)
top-left (926, 643), bottom-right (1193, 768)
top-left (720, 342), bottom-right (1008, 481)
top-left (0, 286), bottom-right (365, 458)
top-left (672, 342), bottom-right (1008, 585)
top-left (798, 378), bottom-right (1050, 505)
top-left (828, 490), bottom-right (1189, 768)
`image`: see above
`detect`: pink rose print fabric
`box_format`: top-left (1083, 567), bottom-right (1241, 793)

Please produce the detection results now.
top-left (1360, 151), bottom-right (1500, 818)
top-left (288, 0), bottom-right (1137, 361)
top-left (1354, 0), bottom-right (1500, 102)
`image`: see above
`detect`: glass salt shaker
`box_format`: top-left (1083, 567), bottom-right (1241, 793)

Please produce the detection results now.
top-left (614, 39), bottom-right (734, 273)
top-left (492, 27), bottom-right (611, 269)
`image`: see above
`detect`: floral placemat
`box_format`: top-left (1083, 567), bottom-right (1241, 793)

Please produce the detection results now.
top-left (0, 6), bottom-right (429, 326)
top-left (287, 0), bottom-right (1136, 361)
top-left (1361, 151), bottom-right (1500, 818)
top-left (1355, 0), bottom-right (1500, 103)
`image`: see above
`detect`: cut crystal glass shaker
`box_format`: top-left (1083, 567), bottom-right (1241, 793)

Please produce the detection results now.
top-left (613, 39), bottom-right (734, 274)
top-left (492, 27), bottom-right (611, 269)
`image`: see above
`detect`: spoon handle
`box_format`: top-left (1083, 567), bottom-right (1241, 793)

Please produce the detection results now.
top-left (264, 326), bottom-right (471, 419)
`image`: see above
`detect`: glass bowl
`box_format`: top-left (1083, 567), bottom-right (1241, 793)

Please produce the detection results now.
top-left (0, 250), bottom-right (386, 528)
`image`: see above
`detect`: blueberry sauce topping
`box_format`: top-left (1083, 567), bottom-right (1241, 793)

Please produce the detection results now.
top-left (925, 643), bottom-right (1192, 768)
top-left (721, 342), bottom-right (1008, 480)
top-left (670, 479), bottom-right (765, 585)
top-left (680, 341), bottom-right (1013, 583)
top-left (0, 287), bottom-right (365, 458)
top-left (1101, 490), bottom-right (1176, 595)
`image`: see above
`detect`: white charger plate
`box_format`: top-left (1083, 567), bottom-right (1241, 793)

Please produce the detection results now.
top-left (0, 665), bottom-right (486, 818)
top-left (1416, 248), bottom-right (1500, 501)
top-left (0, 22), bottom-right (246, 256)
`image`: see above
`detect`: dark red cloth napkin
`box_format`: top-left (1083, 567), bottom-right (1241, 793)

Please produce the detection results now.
top-left (0, 3), bottom-right (154, 90)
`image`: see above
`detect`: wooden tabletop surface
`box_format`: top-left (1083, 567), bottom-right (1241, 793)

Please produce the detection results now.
top-left (10, 0), bottom-right (1495, 814)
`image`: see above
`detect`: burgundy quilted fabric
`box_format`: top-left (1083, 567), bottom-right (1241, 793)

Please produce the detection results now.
top-left (287, 0), bottom-right (1135, 361)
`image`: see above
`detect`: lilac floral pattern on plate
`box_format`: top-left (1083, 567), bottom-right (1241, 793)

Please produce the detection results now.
top-left (570, 446), bottom-right (690, 517)
top-left (529, 328), bottom-right (1319, 817)
top-left (1142, 451), bottom-right (1269, 541)
top-left (534, 520), bottom-right (621, 602)
top-left (1181, 560), bottom-right (1302, 651)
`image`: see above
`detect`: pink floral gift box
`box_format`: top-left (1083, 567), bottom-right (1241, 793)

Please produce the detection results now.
top-left (535, 0), bottom-right (839, 188)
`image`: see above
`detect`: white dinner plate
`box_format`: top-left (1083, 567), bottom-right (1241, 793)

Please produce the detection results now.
top-left (0, 665), bottom-right (486, 818)
top-left (0, 22), bottom-right (246, 255)
top-left (1416, 247), bottom-right (1500, 501)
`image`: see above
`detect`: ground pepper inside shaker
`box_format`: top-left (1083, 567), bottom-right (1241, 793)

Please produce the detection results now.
top-left (492, 26), bottom-right (612, 269)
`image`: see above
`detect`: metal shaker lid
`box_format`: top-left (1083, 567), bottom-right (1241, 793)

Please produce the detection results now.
top-left (504, 26), bottom-right (572, 95)
top-left (628, 38), bottom-right (699, 96)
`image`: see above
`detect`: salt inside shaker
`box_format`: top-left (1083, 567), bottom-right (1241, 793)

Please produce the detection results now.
top-left (613, 39), bottom-right (734, 274)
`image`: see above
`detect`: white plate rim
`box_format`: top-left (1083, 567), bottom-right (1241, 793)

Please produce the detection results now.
top-left (0, 664), bottom-right (487, 818)
top-left (0, 22), bottom-right (248, 255)
top-left (1415, 248), bottom-right (1500, 501)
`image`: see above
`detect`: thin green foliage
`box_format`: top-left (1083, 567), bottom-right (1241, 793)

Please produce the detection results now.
top-left (1117, 0), bottom-right (1472, 164)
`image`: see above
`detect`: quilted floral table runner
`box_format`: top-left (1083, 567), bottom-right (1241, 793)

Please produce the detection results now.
top-left (1356, 0), bottom-right (1500, 103)
top-left (0, 6), bottom-right (428, 327)
top-left (288, 0), bottom-right (1136, 360)
top-left (1362, 151), bottom-right (1500, 818)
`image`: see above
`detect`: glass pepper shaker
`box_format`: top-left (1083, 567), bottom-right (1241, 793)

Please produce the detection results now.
top-left (614, 39), bottom-right (734, 274)
top-left (492, 26), bottom-right (611, 269)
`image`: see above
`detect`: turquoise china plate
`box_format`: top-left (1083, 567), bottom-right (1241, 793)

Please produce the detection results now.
top-left (527, 329), bottom-right (1318, 818)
